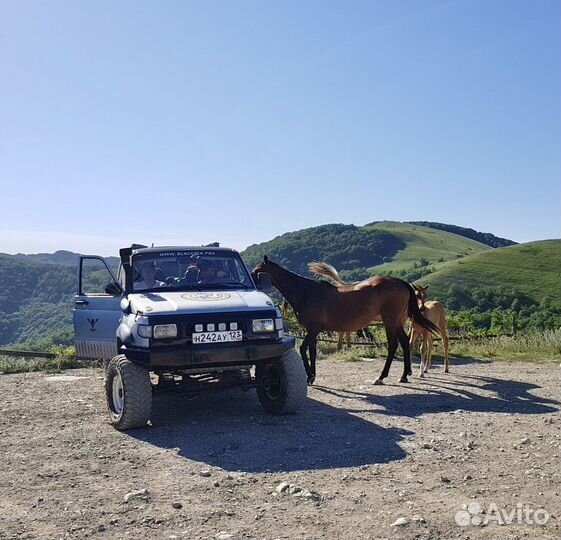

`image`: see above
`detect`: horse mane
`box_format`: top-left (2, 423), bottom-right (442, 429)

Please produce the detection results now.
top-left (267, 260), bottom-right (334, 287)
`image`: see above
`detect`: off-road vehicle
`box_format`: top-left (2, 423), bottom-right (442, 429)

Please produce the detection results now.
top-left (73, 244), bottom-right (307, 429)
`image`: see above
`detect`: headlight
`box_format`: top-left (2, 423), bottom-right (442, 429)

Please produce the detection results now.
top-left (137, 324), bottom-right (152, 338)
top-left (252, 318), bottom-right (274, 333)
top-left (153, 324), bottom-right (178, 339)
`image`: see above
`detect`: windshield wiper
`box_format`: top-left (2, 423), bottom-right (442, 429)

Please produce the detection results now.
top-left (212, 283), bottom-right (253, 290)
top-left (158, 284), bottom-right (202, 292)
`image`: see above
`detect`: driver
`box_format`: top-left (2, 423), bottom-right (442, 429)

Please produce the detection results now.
top-left (134, 261), bottom-right (166, 290)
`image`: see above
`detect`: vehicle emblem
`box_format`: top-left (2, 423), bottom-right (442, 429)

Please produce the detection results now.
top-left (87, 318), bottom-right (99, 332)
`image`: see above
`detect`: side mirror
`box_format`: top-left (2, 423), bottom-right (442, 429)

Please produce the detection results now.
top-left (256, 272), bottom-right (272, 291)
top-left (105, 282), bottom-right (123, 296)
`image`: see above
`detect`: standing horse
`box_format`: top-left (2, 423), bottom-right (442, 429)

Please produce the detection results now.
top-left (410, 284), bottom-right (450, 376)
top-left (284, 298), bottom-right (356, 351)
top-left (308, 262), bottom-right (360, 351)
top-left (251, 257), bottom-right (440, 385)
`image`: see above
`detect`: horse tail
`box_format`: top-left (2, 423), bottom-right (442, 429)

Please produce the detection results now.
top-left (407, 284), bottom-right (441, 336)
top-left (307, 261), bottom-right (346, 285)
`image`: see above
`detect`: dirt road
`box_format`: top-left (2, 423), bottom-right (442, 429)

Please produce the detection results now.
top-left (1, 357), bottom-right (559, 540)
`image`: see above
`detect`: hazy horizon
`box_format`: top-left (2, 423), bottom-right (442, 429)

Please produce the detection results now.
top-left (0, 219), bottom-right (557, 258)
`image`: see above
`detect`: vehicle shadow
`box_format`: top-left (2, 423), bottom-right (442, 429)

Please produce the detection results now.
top-left (315, 372), bottom-right (560, 418)
top-left (128, 391), bottom-right (413, 473)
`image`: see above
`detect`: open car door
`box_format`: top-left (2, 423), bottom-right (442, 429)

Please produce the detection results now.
top-left (73, 257), bottom-right (123, 360)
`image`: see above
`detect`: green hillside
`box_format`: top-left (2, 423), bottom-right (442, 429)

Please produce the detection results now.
top-left (0, 257), bottom-right (75, 346)
top-left (242, 223), bottom-right (406, 281)
top-left (364, 221), bottom-right (491, 275)
top-left (419, 240), bottom-right (561, 309)
top-left (404, 221), bottom-right (516, 248)
top-left (242, 221), bottom-right (493, 283)
top-left (0, 250), bottom-right (120, 268)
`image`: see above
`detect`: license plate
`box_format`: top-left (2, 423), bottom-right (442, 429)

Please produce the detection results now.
top-left (192, 330), bottom-right (243, 344)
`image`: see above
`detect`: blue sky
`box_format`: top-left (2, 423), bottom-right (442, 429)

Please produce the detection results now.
top-left (1, 0), bottom-right (559, 255)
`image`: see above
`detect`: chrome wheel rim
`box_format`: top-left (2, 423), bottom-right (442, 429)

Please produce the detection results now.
top-left (112, 371), bottom-right (124, 415)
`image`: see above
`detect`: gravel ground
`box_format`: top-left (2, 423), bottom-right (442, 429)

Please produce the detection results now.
top-left (0, 356), bottom-right (559, 540)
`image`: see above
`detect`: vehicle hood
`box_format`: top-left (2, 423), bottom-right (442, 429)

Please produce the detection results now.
top-left (128, 290), bottom-right (276, 315)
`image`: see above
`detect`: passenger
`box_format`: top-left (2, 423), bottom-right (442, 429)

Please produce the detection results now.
top-left (154, 267), bottom-right (166, 282)
top-left (134, 261), bottom-right (166, 290)
top-left (197, 260), bottom-right (219, 283)
top-left (182, 257), bottom-right (199, 283)
top-left (177, 256), bottom-right (199, 284)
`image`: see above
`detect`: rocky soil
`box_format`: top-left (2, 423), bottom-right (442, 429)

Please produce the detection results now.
top-left (0, 357), bottom-right (559, 540)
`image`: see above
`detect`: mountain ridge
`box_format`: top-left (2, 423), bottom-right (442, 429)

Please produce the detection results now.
top-left (0, 222), bottom-right (557, 346)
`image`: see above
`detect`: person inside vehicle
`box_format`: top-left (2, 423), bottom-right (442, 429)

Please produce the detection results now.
top-left (134, 261), bottom-right (166, 290)
top-left (197, 260), bottom-right (217, 283)
top-left (182, 256), bottom-right (200, 283)
top-left (168, 256), bottom-right (199, 285)
top-left (197, 259), bottom-right (226, 283)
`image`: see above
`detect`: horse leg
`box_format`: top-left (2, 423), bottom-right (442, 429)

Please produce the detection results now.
top-left (397, 326), bottom-right (411, 383)
top-left (374, 328), bottom-right (399, 385)
top-left (308, 331), bottom-right (320, 385)
top-left (409, 328), bottom-right (422, 378)
top-left (427, 336), bottom-right (433, 370)
top-left (337, 332), bottom-right (343, 352)
top-left (442, 328), bottom-right (450, 373)
top-left (346, 332), bottom-right (351, 349)
top-left (300, 330), bottom-right (319, 385)
top-left (299, 333), bottom-right (312, 380)
top-left (419, 334), bottom-right (426, 376)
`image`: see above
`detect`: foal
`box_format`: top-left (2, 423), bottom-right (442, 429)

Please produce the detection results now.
top-left (410, 284), bottom-right (450, 376)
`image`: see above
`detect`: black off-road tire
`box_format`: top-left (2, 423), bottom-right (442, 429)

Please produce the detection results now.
top-left (105, 354), bottom-right (152, 430)
top-left (256, 349), bottom-right (307, 414)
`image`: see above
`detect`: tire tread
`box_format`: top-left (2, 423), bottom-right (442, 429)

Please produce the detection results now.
top-left (105, 354), bottom-right (152, 430)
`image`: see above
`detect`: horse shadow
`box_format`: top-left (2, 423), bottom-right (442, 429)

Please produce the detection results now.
top-left (315, 371), bottom-right (560, 418)
top-left (126, 390), bottom-right (412, 473)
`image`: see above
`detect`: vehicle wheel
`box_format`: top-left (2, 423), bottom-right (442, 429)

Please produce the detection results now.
top-left (105, 354), bottom-right (152, 430)
top-left (256, 349), bottom-right (307, 414)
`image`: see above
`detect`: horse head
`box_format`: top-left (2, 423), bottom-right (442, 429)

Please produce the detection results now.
top-left (251, 255), bottom-right (274, 280)
top-left (413, 283), bottom-right (429, 311)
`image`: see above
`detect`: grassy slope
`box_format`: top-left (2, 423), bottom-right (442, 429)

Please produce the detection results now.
top-left (421, 240), bottom-right (561, 307)
top-left (363, 221), bottom-right (491, 274)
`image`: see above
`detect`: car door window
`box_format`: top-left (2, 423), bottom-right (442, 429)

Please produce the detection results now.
top-left (80, 258), bottom-right (118, 295)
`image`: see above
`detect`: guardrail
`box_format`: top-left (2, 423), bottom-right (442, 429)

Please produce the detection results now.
top-left (0, 349), bottom-right (92, 361)
top-left (0, 349), bottom-right (58, 359)
top-left (287, 333), bottom-right (512, 347)
top-left (0, 332), bottom-right (514, 359)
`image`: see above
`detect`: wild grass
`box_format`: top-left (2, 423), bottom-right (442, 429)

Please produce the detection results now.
top-left (314, 329), bottom-right (561, 364)
top-left (0, 348), bottom-right (101, 375)
top-left (450, 329), bottom-right (561, 362)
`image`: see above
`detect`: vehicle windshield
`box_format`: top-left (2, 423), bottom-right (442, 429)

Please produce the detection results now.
top-left (130, 250), bottom-right (254, 292)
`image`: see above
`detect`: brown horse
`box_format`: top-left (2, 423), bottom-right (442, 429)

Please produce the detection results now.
top-left (251, 257), bottom-right (440, 385)
top-left (410, 284), bottom-right (450, 376)
top-left (308, 262), bottom-right (362, 351)
top-left (284, 298), bottom-right (358, 351)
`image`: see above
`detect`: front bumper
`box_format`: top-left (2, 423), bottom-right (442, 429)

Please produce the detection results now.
top-left (121, 336), bottom-right (296, 370)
